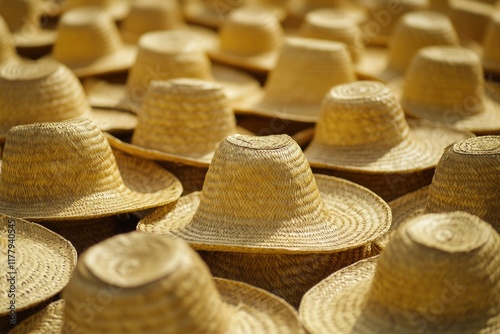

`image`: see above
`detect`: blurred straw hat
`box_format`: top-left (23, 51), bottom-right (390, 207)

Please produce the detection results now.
top-left (0, 118), bottom-right (182, 221)
top-left (49, 7), bottom-right (137, 78)
top-left (234, 37), bottom-right (357, 123)
top-left (0, 215), bottom-right (76, 317)
top-left (9, 232), bottom-right (305, 333)
top-left (85, 30), bottom-right (260, 113)
top-left (482, 12), bottom-right (500, 77)
top-left (61, 0), bottom-right (129, 21)
top-left (356, 10), bottom-right (461, 83)
top-left (300, 211), bottom-right (500, 334)
top-left (107, 78), bottom-right (252, 167)
top-left (119, 0), bottom-right (217, 51)
top-left (0, 61), bottom-right (137, 137)
top-left (450, 0), bottom-right (493, 43)
top-left (0, 0), bottom-right (57, 49)
top-left (0, 16), bottom-right (22, 68)
top-left (207, 7), bottom-right (284, 73)
top-left (138, 134), bottom-right (391, 254)
top-left (398, 46), bottom-right (500, 134)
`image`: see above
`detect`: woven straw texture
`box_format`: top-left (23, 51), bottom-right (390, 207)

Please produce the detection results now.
top-left (13, 232), bottom-right (304, 333)
top-left (208, 8), bottom-right (283, 73)
top-left (235, 37), bottom-right (356, 123)
top-left (304, 81), bottom-right (474, 173)
top-left (7, 299), bottom-right (65, 334)
top-left (0, 215), bottom-right (76, 315)
top-left (50, 7), bottom-right (136, 77)
top-left (0, 61), bottom-right (137, 136)
top-left (0, 16), bottom-right (21, 67)
top-left (158, 160), bottom-right (208, 195)
top-left (401, 46), bottom-right (500, 134)
top-left (482, 12), bottom-right (500, 75)
top-left (0, 118), bottom-right (182, 220)
top-left (198, 243), bottom-right (374, 308)
top-left (300, 212), bottom-right (500, 334)
top-left (62, 0), bottom-right (129, 20)
top-left (138, 134), bottom-right (391, 253)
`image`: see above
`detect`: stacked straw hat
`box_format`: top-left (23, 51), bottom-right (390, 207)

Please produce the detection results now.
top-left (397, 45), bottom-right (500, 135)
top-left (61, 0), bottom-right (130, 21)
top-left (85, 30), bottom-right (260, 113)
top-left (0, 215), bottom-right (76, 331)
top-left (9, 232), bottom-right (305, 333)
top-left (207, 7), bottom-right (284, 73)
top-left (0, 118), bottom-right (183, 221)
top-left (119, 0), bottom-right (217, 51)
top-left (356, 10), bottom-right (461, 83)
top-left (300, 211), bottom-right (500, 334)
top-left (0, 60), bottom-right (137, 138)
top-left (107, 78), bottom-right (253, 194)
top-left (138, 134), bottom-right (391, 307)
top-left (377, 135), bottom-right (500, 249)
top-left (302, 81), bottom-right (474, 201)
top-left (48, 7), bottom-right (137, 78)
top-left (0, 0), bottom-right (57, 50)
top-left (481, 12), bottom-right (500, 78)
top-left (0, 16), bottom-right (21, 68)
top-left (234, 37), bottom-right (357, 123)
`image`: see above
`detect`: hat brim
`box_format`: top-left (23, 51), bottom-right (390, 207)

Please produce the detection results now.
top-left (84, 64), bottom-right (261, 113)
top-left (0, 217), bottom-right (76, 315)
top-left (9, 277), bottom-right (304, 333)
top-left (0, 150), bottom-right (183, 220)
top-left (105, 126), bottom-right (253, 167)
top-left (208, 47), bottom-right (279, 73)
top-left (304, 119), bottom-right (474, 173)
top-left (138, 173), bottom-right (391, 254)
top-left (13, 29), bottom-right (57, 49)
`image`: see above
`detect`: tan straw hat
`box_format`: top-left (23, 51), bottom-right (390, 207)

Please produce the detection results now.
top-left (9, 232), bottom-right (305, 333)
top-left (138, 134), bottom-right (391, 253)
top-left (119, 0), bottom-right (217, 51)
top-left (85, 30), bottom-right (260, 113)
top-left (398, 45), bottom-right (500, 134)
top-left (62, 0), bottom-right (129, 21)
top-left (207, 7), bottom-right (284, 73)
top-left (0, 61), bottom-right (137, 138)
top-left (450, 0), bottom-right (493, 43)
top-left (303, 81), bottom-right (474, 199)
top-left (49, 7), bottom-right (137, 78)
top-left (0, 0), bottom-right (57, 49)
top-left (356, 10), bottom-right (461, 83)
top-left (234, 37), bottom-right (357, 123)
top-left (0, 16), bottom-right (22, 68)
top-left (0, 118), bottom-right (182, 221)
top-left (300, 211), bottom-right (500, 334)
top-left (482, 12), bottom-right (500, 77)
top-left (0, 215), bottom-right (76, 318)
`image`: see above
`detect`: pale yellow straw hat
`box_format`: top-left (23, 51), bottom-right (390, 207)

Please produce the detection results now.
top-left (482, 12), bottom-right (500, 77)
top-left (61, 0), bottom-right (129, 21)
top-left (0, 0), bottom-right (57, 49)
top-left (85, 30), bottom-right (260, 113)
top-left (119, 0), bottom-right (217, 52)
top-left (398, 46), bottom-right (500, 134)
top-left (450, 0), bottom-right (493, 43)
top-left (0, 61), bottom-right (137, 137)
top-left (49, 7), bottom-right (137, 78)
top-left (300, 211), bottom-right (500, 334)
top-left (0, 118), bottom-right (183, 221)
top-left (0, 215), bottom-right (76, 317)
top-left (356, 10), bottom-right (460, 83)
top-left (234, 37), bottom-right (357, 123)
top-left (0, 16), bottom-right (22, 68)
top-left (9, 232), bottom-right (305, 333)
top-left (207, 7), bottom-right (284, 73)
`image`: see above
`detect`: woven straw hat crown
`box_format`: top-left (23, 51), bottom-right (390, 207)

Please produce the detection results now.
top-left (0, 16), bottom-right (19, 65)
top-left (388, 11), bottom-right (459, 71)
top-left (424, 136), bottom-right (500, 229)
top-left (132, 78), bottom-right (236, 157)
top-left (0, 0), bottom-right (43, 34)
top-left (482, 12), bottom-right (500, 73)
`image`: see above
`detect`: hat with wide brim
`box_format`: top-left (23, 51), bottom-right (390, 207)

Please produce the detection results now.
top-left (138, 173), bottom-right (391, 254)
top-left (0, 215), bottom-right (76, 316)
top-left (12, 29), bottom-right (58, 49)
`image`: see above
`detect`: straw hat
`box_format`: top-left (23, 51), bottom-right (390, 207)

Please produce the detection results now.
top-left (207, 7), bottom-right (284, 73)
top-left (0, 118), bottom-right (182, 221)
top-left (9, 232), bottom-right (305, 333)
top-left (85, 30), bottom-right (260, 113)
top-left (398, 46), bottom-right (500, 134)
top-left (62, 0), bottom-right (129, 21)
top-left (234, 37), bottom-right (357, 123)
top-left (450, 0), bottom-right (493, 43)
top-left (49, 7), bottom-right (137, 78)
top-left (300, 211), bottom-right (500, 334)
top-left (482, 12), bottom-right (500, 77)
top-left (0, 0), bottom-right (57, 49)
top-left (138, 134), bottom-right (391, 253)
top-left (356, 10), bottom-right (460, 83)
top-left (107, 78), bottom-right (252, 167)
top-left (119, 0), bottom-right (217, 52)
top-left (0, 61), bottom-right (137, 138)
top-left (0, 16), bottom-right (22, 68)
top-left (0, 215), bottom-right (76, 317)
